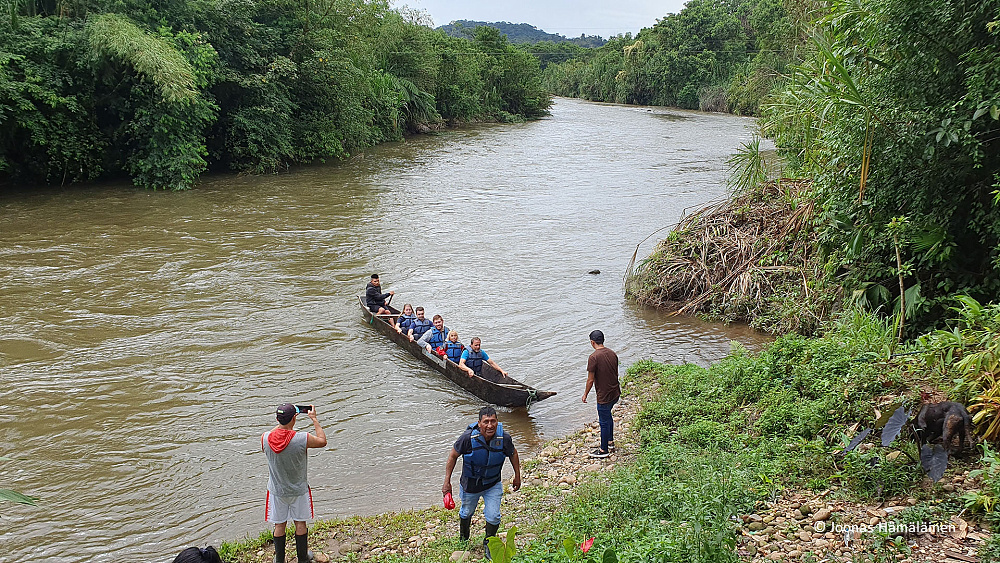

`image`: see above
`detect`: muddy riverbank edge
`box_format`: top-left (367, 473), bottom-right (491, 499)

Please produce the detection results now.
top-left (219, 375), bottom-right (650, 563)
top-left (219, 352), bottom-right (995, 563)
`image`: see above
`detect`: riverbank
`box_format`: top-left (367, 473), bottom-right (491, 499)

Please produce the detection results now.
top-left (220, 385), bottom-right (650, 563)
top-left (221, 313), bottom-right (997, 563)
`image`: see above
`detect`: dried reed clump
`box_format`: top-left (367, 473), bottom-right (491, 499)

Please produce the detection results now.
top-left (626, 179), bottom-right (839, 334)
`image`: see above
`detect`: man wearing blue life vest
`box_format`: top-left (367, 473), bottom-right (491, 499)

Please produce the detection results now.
top-left (406, 307), bottom-right (433, 342)
top-left (459, 338), bottom-right (508, 378)
top-left (417, 314), bottom-right (450, 352)
top-left (443, 406), bottom-right (521, 556)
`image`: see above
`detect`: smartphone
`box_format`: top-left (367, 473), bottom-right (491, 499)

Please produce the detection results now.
top-left (295, 404), bottom-right (314, 414)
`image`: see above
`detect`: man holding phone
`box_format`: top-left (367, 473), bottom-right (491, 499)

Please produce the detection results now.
top-left (262, 403), bottom-right (327, 563)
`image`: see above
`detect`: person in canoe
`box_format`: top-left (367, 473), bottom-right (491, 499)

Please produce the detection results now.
top-left (459, 337), bottom-right (508, 378)
top-left (407, 306), bottom-right (433, 342)
top-left (365, 274), bottom-right (395, 324)
top-left (441, 330), bottom-right (465, 363)
top-left (418, 314), bottom-right (450, 352)
top-left (394, 303), bottom-right (416, 335)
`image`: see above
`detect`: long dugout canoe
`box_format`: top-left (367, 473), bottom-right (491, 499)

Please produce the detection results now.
top-left (358, 297), bottom-right (556, 408)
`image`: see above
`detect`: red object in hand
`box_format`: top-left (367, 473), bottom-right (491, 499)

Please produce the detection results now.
top-left (443, 492), bottom-right (455, 510)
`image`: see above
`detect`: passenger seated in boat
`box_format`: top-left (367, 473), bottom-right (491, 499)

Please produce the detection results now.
top-left (442, 330), bottom-right (465, 363)
top-left (418, 314), bottom-right (450, 352)
top-left (395, 303), bottom-right (416, 335)
top-left (407, 307), bottom-right (432, 342)
top-left (365, 274), bottom-right (395, 325)
top-left (459, 337), bottom-right (508, 378)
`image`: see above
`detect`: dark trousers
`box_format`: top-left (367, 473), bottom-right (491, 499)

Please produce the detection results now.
top-left (597, 399), bottom-right (617, 451)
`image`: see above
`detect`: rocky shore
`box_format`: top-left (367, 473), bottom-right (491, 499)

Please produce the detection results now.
top-left (738, 477), bottom-right (987, 563)
top-left (233, 376), bottom-right (990, 563)
top-left (236, 386), bottom-right (645, 563)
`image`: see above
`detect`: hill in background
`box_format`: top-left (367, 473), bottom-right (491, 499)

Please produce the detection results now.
top-left (436, 20), bottom-right (606, 47)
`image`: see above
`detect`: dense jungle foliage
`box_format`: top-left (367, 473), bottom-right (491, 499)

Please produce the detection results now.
top-left (541, 0), bottom-right (803, 114)
top-left (615, 0), bottom-right (1000, 335)
top-left (762, 0), bottom-right (1000, 334)
top-left (0, 0), bottom-right (551, 190)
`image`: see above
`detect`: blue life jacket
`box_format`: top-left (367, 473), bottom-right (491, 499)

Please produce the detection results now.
top-left (444, 341), bottom-right (464, 363)
top-left (464, 349), bottom-right (485, 375)
top-left (425, 327), bottom-right (448, 349)
top-left (397, 314), bottom-right (416, 333)
top-left (462, 422), bottom-right (506, 485)
top-left (410, 318), bottom-right (432, 339)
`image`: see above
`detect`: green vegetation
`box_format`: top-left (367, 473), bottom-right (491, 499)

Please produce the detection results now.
top-left (0, 1), bottom-right (551, 190)
top-left (762, 0), bottom-right (1000, 335)
top-left (624, 0), bottom-right (1000, 338)
top-left (542, 0), bottom-right (801, 113)
top-left (436, 21), bottom-right (606, 47)
top-left (1, 455), bottom-right (36, 506)
top-left (222, 308), bottom-right (994, 562)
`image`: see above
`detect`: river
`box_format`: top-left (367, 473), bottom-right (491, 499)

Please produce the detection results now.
top-left (0, 97), bottom-right (768, 562)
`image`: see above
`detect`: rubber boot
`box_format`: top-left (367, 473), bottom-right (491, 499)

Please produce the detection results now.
top-left (459, 517), bottom-right (472, 542)
top-left (295, 532), bottom-right (313, 562)
top-left (273, 534), bottom-right (286, 563)
top-left (484, 521), bottom-right (500, 560)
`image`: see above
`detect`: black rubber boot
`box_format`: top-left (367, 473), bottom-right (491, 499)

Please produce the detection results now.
top-left (459, 517), bottom-right (472, 542)
top-left (484, 521), bottom-right (500, 560)
top-left (273, 534), bottom-right (286, 563)
top-left (295, 532), bottom-right (313, 562)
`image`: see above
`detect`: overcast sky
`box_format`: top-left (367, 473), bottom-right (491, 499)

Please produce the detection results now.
top-left (393, 0), bottom-right (689, 38)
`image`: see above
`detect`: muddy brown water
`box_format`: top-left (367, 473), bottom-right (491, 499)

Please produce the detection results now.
top-left (0, 98), bottom-right (770, 562)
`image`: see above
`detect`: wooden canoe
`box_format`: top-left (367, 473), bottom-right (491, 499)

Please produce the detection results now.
top-left (359, 297), bottom-right (556, 408)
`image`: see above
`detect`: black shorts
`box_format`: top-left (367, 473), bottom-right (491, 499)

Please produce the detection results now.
top-left (368, 304), bottom-right (383, 313)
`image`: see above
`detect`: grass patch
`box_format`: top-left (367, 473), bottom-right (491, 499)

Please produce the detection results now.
top-left (222, 310), bottom-right (983, 563)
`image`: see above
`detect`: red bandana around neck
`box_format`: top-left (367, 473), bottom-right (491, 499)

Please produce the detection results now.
top-left (268, 429), bottom-right (296, 452)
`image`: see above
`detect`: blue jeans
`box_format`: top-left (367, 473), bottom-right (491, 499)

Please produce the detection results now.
top-left (597, 400), bottom-right (617, 452)
top-left (458, 480), bottom-right (503, 525)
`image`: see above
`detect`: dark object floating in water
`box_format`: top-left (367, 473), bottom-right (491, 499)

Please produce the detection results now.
top-left (358, 296), bottom-right (556, 408)
top-left (588, 270), bottom-right (601, 275)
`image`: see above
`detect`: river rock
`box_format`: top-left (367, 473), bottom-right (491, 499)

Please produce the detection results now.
top-left (748, 522), bottom-right (764, 532)
top-left (813, 508), bottom-right (832, 521)
top-left (542, 446), bottom-right (560, 457)
top-left (798, 530), bottom-right (811, 542)
top-left (581, 464), bottom-right (602, 472)
top-left (799, 504), bottom-right (812, 516)
top-left (339, 543), bottom-right (362, 555)
top-left (450, 551), bottom-right (471, 562)
top-left (314, 553), bottom-right (331, 563)
top-left (943, 484), bottom-right (956, 492)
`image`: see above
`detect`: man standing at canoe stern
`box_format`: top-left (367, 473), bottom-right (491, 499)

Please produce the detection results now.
top-left (263, 404), bottom-right (327, 563)
top-left (365, 274), bottom-right (395, 324)
top-left (459, 337), bottom-right (508, 378)
top-left (443, 406), bottom-right (521, 556)
top-left (582, 330), bottom-right (621, 459)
